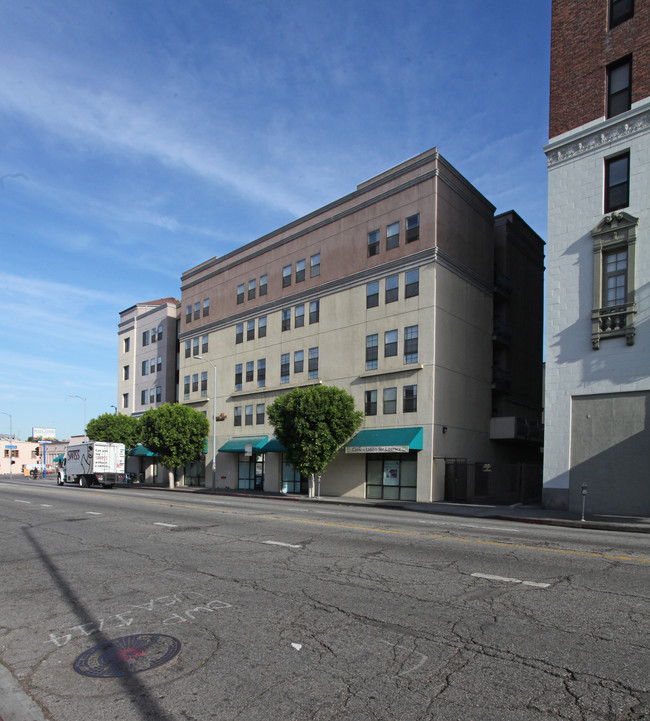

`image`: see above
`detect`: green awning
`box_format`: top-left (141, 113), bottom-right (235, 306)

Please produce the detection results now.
top-left (218, 436), bottom-right (268, 453)
top-left (345, 427), bottom-right (423, 454)
top-left (129, 445), bottom-right (157, 457)
top-left (53, 454), bottom-right (65, 463)
top-left (262, 438), bottom-right (286, 453)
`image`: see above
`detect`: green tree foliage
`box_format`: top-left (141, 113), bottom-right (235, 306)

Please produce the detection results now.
top-left (86, 412), bottom-right (140, 449)
top-left (139, 403), bottom-right (209, 469)
top-left (267, 385), bottom-right (364, 478)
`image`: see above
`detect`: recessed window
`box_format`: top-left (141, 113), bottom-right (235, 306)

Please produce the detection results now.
top-left (406, 214), bottom-right (420, 242)
top-left (201, 372), bottom-right (208, 397)
top-left (367, 281), bottom-right (379, 309)
top-left (142, 330), bottom-right (150, 346)
top-left (245, 405), bottom-right (253, 426)
top-left (256, 403), bottom-right (265, 425)
top-left (149, 388), bottom-right (155, 405)
top-left (193, 337), bottom-right (199, 356)
top-left (194, 302), bottom-right (200, 320)
top-left (386, 275), bottom-right (399, 303)
top-left (383, 387), bottom-right (397, 414)
top-left (183, 376), bottom-right (190, 399)
top-left (248, 279), bottom-right (256, 300)
top-left (403, 385), bottom-right (417, 413)
top-left (258, 316), bottom-right (267, 338)
top-left (281, 353), bottom-right (290, 383)
top-left (308, 347), bottom-right (319, 379)
top-left (234, 406), bottom-right (242, 426)
top-left (237, 284), bottom-right (245, 304)
top-left (604, 249), bottom-right (628, 307)
top-left (185, 340), bottom-right (191, 358)
top-left (192, 373), bottom-right (198, 392)
top-left (366, 334), bottom-right (378, 370)
top-left (296, 259), bottom-right (306, 283)
top-left (607, 57), bottom-right (631, 118)
top-left (310, 253), bottom-right (320, 277)
top-left (123, 393), bottom-right (129, 409)
top-left (202, 335), bottom-right (209, 354)
top-left (257, 358), bottom-right (266, 388)
top-left (235, 364), bottom-right (242, 391)
top-left (610, 0), bottom-right (634, 29)
top-left (386, 222), bottom-right (399, 250)
top-left (156, 386), bottom-right (162, 404)
top-left (384, 329), bottom-right (398, 357)
top-left (123, 365), bottom-right (129, 381)
top-left (142, 360), bottom-right (149, 376)
top-left (158, 324), bottom-right (164, 341)
top-left (202, 298), bottom-right (209, 317)
top-left (365, 389), bottom-right (377, 416)
top-left (185, 305), bottom-right (192, 323)
top-left (295, 304), bottom-right (305, 328)
top-left (309, 300), bottom-right (320, 324)
top-left (124, 337), bottom-right (130, 353)
top-left (157, 356), bottom-right (162, 372)
top-left (283, 265), bottom-right (292, 288)
top-left (246, 361), bottom-right (254, 383)
top-left (151, 327), bottom-right (157, 343)
top-left (235, 323), bottom-right (243, 344)
top-left (141, 390), bottom-right (148, 405)
top-left (368, 229), bottom-right (380, 257)
top-left (259, 274), bottom-right (268, 296)
top-left (294, 350), bottom-right (304, 374)
top-left (282, 308), bottom-right (291, 331)
top-left (247, 320), bottom-right (255, 341)
top-left (605, 152), bottom-right (630, 212)
top-left (405, 268), bottom-right (420, 298)
top-left (404, 325), bottom-right (419, 364)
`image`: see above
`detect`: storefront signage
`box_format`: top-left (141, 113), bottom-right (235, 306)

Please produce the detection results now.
top-left (346, 445), bottom-right (410, 454)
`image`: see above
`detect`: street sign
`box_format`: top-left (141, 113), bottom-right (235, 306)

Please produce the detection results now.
top-left (5, 445), bottom-right (17, 449)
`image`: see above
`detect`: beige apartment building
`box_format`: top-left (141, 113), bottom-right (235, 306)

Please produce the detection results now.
top-left (174, 148), bottom-right (543, 501)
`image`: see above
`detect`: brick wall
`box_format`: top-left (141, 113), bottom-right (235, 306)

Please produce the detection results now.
top-left (550, 0), bottom-right (650, 138)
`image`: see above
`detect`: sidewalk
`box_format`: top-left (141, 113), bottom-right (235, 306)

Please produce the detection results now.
top-left (127, 484), bottom-right (650, 534)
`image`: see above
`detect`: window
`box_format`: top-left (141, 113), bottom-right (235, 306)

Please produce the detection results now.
top-left (604, 249), bottom-right (628, 306)
top-left (123, 365), bottom-right (129, 381)
top-left (236, 323), bottom-right (243, 344)
top-left (296, 259), bottom-right (306, 282)
top-left (194, 302), bottom-right (200, 320)
top-left (245, 405), bottom-right (253, 426)
top-left (247, 320), bottom-right (255, 341)
top-left (294, 350), bottom-right (304, 373)
top-left (384, 329), bottom-right (398, 357)
top-left (404, 325), bottom-right (419, 363)
top-left (257, 358), bottom-right (266, 387)
top-left (202, 335), bottom-right (208, 354)
top-left (203, 298), bottom-right (209, 317)
top-left (234, 406), bottom-right (242, 427)
top-left (150, 357), bottom-right (156, 374)
top-left (366, 334), bottom-right (378, 370)
top-left (235, 364), bottom-right (242, 391)
top-left (201, 372), bottom-right (208, 397)
top-left (193, 337), bottom-right (199, 356)
top-left (283, 265), bottom-right (292, 287)
top-left (123, 393), bottom-right (129, 409)
top-left (142, 360), bottom-right (149, 376)
top-left (156, 386), bottom-right (162, 404)
top-left (406, 213), bottom-right (420, 242)
top-left (150, 388), bottom-right (155, 405)
top-left (365, 389), bottom-right (377, 416)
top-left (157, 356), bottom-right (162, 372)
top-left (256, 403), bottom-right (265, 425)
top-left (186, 305), bottom-right (192, 323)
top-left (192, 374), bottom-right (199, 392)
top-left (259, 274), bottom-right (268, 296)
top-left (282, 308), bottom-right (291, 331)
top-left (295, 304), bottom-right (305, 328)
top-left (309, 300), bottom-right (319, 324)
top-left (248, 279), bottom-right (256, 300)
top-left (124, 337), bottom-right (130, 353)
top-left (142, 330), bottom-right (150, 346)
top-left (605, 153), bottom-right (630, 212)
top-left (607, 57), bottom-right (631, 118)
top-left (246, 361), bottom-right (254, 383)
top-left (141, 390), bottom-right (148, 405)
top-left (386, 275), bottom-right (399, 303)
top-left (367, 281), bottom-right (379, 308)
top-left (610, 0), bottom-right (634, 29)
top-left (386, 222), bottom-right (399, 250)
top-left (185, 340), bottom-right (191, 358)
top-left (403, 385), bottom-right (417, 413)
top-left (259, 316), bottom-right (267, 338)
top-left (158, 323), bottom-right (164, 341)
top-left (308, 347), bottom-right (319, 379)
top-left (151, 327), bottom-right (156, 342)
top-left (383, 387), bottom-right (397, 414)
top-left (368, 229), bottom-right (380, 257)
top-left (281, 353), bottom-right (290, 383)
top-left (405, 268), bottom-right (419, 298)
top-left (184, 375), bottom-right (190, 398)
top-left (237, 284), bottom-right (245, 304)
top-left (310, 253), bottom-right (320, 277)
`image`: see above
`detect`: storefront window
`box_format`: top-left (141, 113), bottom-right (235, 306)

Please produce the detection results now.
top-left (238, 453), bottom-right (264, 490)
top-left (365, 453), bottom-right (417, 501)
top-left (281, 458), bottom-right (307, 494)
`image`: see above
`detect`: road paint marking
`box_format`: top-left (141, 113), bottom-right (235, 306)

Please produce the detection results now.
top-left (40, 504), bottom-right (52, 507)
top-left (472, 572), bottom-right (550, 588)
top-left (378, 641), bottom-right (428, 676)
top-left (154, 522), bottom-right (178, 528)
top-left (291, 643), bottom-right (302, 650)
top-left (86, 511), bottom-right (102, 515)
top-left (14, 499), bottom-right (30, 504)
top-left (264, 541), bottom-right (302, 549)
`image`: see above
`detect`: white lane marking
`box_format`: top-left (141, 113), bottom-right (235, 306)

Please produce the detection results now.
top-left (41, 504), bottom-right (52, 507)
top-left (86, 511), bottom-right (102, 515)
top-left (154, 522), bottom-right (178, 528)
top-left (417, 520), bottom-right (520, 532)
top-left (264, 541), bottom-right (302, 549)
top-left (472, 572), bottom-right (550, 588)
top-left (14, 499), bottom-right (31, 504)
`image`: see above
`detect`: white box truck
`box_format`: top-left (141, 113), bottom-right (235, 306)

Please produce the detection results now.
top-left (58, 441), bottom-right (125, 488)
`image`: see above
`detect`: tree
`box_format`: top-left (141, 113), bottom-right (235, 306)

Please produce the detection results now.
top-left (139, 403), bottom-right (209, 469)
top-left (86, 413), bottom-right (140, 449)
top-left (267, 385), bottom-right (364, 479)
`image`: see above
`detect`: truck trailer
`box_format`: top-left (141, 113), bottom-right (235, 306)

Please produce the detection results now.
top-left (58, 441), bottom-right (125, 488)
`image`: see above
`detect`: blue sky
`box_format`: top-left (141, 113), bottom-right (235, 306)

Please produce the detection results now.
top-left (0, 0), bottom-right (551, 441)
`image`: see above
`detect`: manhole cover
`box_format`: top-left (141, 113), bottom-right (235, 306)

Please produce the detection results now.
top-left (73, 634), bottom-right (181, 678)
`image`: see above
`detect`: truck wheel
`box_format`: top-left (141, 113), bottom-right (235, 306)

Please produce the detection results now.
top-left (80, 477), bottom-right (89, 488)
top-left (57, 477), bottom-right (64, 486)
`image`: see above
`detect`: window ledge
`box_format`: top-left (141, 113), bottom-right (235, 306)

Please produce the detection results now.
top-left (359, 364), bottom-right (423, 379)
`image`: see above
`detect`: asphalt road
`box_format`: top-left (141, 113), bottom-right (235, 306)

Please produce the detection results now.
top-left (1, 477), bottom-right (648, 721)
